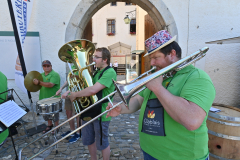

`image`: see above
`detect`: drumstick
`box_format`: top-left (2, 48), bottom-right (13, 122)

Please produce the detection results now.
top-left (39, 95), bottom-right (61, 103)
top-left (50, 94), bottom-right (61, 99)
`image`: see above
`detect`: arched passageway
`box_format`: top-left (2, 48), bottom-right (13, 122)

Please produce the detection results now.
top-left (65, 0), bottom-right (177, 42)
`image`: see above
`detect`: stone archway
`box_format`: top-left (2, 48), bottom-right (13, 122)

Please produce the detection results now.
top-left (65, 0), bottom-right (178, 43)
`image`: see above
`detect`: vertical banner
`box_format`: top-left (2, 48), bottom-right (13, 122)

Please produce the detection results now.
top-left (8, 0), bottom-right (40, 130)
top-left (8, 0), bottom-right (34, 94)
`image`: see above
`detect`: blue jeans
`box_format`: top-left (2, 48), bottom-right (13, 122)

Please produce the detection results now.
top-left (142, 149), bottom-right (157, 160)
top-left (142, 149), bottom-right (209, 160)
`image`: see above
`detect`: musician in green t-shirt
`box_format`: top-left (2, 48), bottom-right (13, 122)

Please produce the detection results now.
top-left (62, 47), bottom-right (117, 160)
top-left (0, 71), bottom-right (9, 147)
top-left (106, 30), bottom-right (215, 160)
top-left (33, 60), bottom-right (60, 133)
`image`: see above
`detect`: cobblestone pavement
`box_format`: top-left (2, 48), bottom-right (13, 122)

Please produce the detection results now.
top-left (0, 75), bottom-right (144, 160)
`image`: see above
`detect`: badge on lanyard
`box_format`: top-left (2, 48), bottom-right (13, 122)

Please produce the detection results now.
top-left (141, 74), bottom-right (176, 136)
top-left (141, 98), bottom-right (166, 136)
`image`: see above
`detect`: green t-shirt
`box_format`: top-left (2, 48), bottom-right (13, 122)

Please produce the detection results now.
top-left (93, 67), bottom-right (117, 121)
top-left (39, 70), bottom-right (60, 100)
top-left (0, 72), bottom-right (7, 104)
top-left (138, 65), bottom-right (216, 160)
top-left (0, 71), bottom-right (9, 144)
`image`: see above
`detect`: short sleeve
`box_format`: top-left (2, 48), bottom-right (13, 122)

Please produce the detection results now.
top-left (50, 73), bottom-right (60, 85)
top-left (138, 89), bottom-right (144, 97)
top-left (180, 78), bottom-right (216, 113)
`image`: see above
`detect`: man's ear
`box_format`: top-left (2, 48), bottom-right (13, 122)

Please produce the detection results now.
top-left (102, 58), bottom-right (107, 63)
top-left (170, 49), bottom-right (177, 60)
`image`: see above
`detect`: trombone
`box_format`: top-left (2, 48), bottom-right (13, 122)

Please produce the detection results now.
top-left (19, 47), bottom-right (209, 160)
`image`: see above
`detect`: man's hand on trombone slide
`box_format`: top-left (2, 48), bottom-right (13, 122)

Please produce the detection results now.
top-left (106, 102), bottom-right (122, 118)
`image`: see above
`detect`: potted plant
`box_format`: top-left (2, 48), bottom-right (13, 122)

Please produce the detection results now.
top-left (107, 33), bottom-right (115, 36)
top-left (130, 32), bottom-right (136, 35)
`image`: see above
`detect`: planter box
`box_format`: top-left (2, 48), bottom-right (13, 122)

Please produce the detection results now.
top-left (107, 33), bottom-right (115, 36)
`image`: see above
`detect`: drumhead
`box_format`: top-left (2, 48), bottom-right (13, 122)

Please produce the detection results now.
top-left (37, 97), bottom-right (61, 105)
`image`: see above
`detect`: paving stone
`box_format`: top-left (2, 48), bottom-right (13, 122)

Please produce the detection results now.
top-left (62, 149), bottom-right (71, 154)
top-left (112, 152), bottom-right (120, 157)
top-left (133, 152), bottom-right (142, 158)
top-left (132, 144), bottom-right (140, 150)
top-left (56, 147), bottom-right (67, 152)
top-left (70, 150), bottom-right (81, 156)
top-left (0, 76), bottom-right (144, 159)
top-left (33, 148), bottom-right (40, 153)
top-left (110, 137), bottom-right (115, 141)
top-left (119, 143), bottom-right (130, 148)
top-left (0, 155), bottom-right (12, 160)
top-left (66, 156), bottom-right (77, 160)
top-left (45, 155), bottom-right (55, 159)
top-left (32, 158), bottom-right (44, 160)
top-left (121, 148), bottom-right (129, 155)
top-left (110, 143), bottom-right (117, 149)
top-left (69, 143), bottom-right (79, 149)
top-left (124, 153), bottom-right (134, 159)
top-left (54, 157), bottom-right (65, 160)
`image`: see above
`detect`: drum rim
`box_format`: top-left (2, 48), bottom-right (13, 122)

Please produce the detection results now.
top-left (36, 98), bottom-right (62, 105)
top-left (36, 101), bottom-right (62, 108)
top-left (38, 110), bottom-right (61, 115)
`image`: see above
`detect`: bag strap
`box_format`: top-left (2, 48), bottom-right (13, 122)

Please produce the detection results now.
top-left (93, 65), bottom-right (111, 79)
top-left (93, 66), bottom-right (113, 146)
top-left (98, 66), bottom-right (111, 80)
top-left (94, 66), bottom-right (115, 102)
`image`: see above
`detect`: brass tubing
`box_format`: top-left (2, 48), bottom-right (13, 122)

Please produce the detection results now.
top-left (27, 100), bottom-right (123, 160)
top-left (19, 91), bottom-right (117, 160)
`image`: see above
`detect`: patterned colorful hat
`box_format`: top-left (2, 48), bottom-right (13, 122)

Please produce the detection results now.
top-left (144, 30), bottom-right (177, 57)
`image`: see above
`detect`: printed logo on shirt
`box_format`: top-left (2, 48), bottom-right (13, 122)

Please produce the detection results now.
top-left (143, 118), bottom-right (160, 126)
top-left (147, 110), bottom-right (155, 118)
top-left (165, 82), bottom-right (174, 87)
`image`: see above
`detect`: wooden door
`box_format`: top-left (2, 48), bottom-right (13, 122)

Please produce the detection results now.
top-left (141, 14), bottom-right (158, 74)
top-left (82, 19), bottom-right (93, 69)
top-left (82, 19), bottom-right (92, 42)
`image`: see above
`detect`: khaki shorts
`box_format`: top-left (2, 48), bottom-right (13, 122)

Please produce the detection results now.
top-left (65, 97), bottom-right (75, 112)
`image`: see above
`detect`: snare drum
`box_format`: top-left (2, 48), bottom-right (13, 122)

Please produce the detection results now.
top-left (36, 97), bottom-right (62, 115)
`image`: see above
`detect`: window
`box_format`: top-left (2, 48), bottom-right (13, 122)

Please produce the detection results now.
top-left (130, 19), bottom-right (136, 34)
top-left (107, 19), bottom-right (115, 35)
top-left (111, 2), bottom-right (117, 6)
top-left (125, 2), bottom-right (136, 5)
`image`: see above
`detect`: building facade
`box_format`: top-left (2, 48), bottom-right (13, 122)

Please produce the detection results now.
top-left (92, 2), bottom-right (137, 64)
top-left (0, 0), bottom-right (240, 107)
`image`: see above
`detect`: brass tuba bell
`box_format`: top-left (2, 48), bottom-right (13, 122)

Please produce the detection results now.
top-left (58, 39), bottom-right (98, 113)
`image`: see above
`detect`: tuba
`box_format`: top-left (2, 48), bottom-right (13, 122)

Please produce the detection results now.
top-left (58, 39), bottom-right (98, 113)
